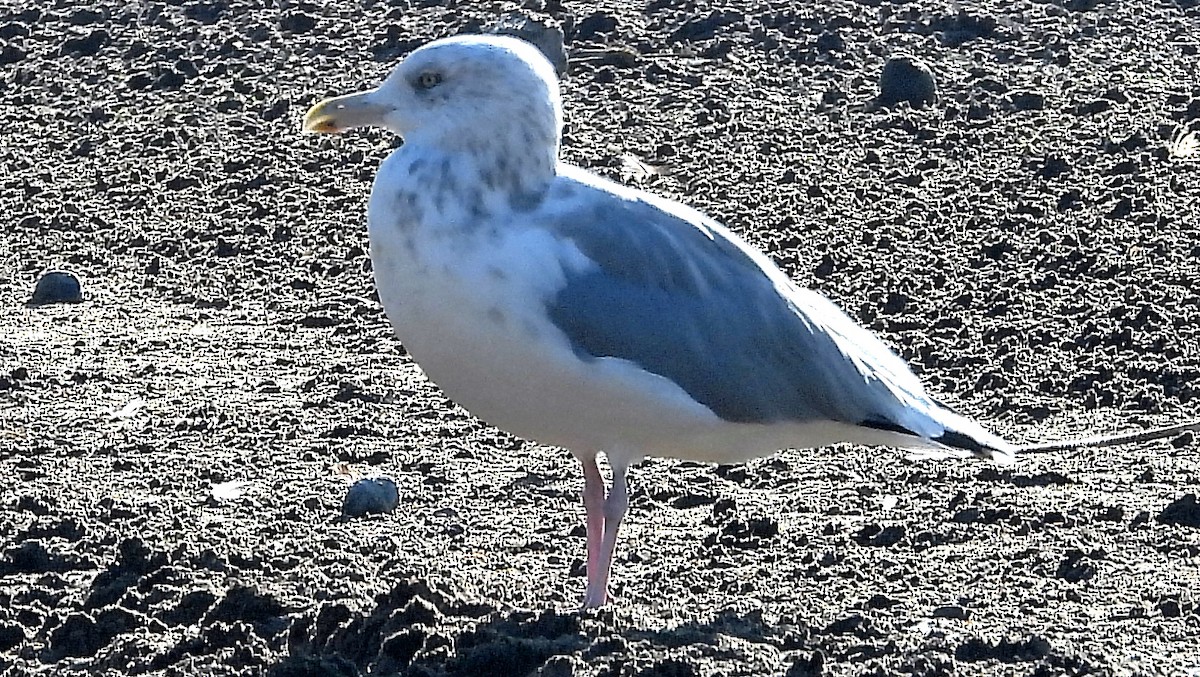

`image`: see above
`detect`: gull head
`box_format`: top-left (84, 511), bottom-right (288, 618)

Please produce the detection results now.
top-left (303, 34), bottom-right (563, 162)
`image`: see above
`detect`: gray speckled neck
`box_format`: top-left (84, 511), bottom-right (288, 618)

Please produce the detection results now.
top-left (389, 128), bottom-right (558, 230)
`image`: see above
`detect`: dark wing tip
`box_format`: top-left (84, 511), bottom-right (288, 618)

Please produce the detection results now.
top-left (861, 418), bottom-right (1006, 462)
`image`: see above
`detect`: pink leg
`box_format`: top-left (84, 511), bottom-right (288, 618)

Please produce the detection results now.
top-left (580, 454), bottom-right (606, 602)
top-left (581, 454), bottom-right (630, 609)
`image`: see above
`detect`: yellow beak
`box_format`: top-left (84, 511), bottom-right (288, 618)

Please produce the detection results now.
top-left (302, 91), bottom-right (387, 134)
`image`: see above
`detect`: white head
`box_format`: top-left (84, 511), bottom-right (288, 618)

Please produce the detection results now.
top-left (304, 35), bottom-right (563, 169)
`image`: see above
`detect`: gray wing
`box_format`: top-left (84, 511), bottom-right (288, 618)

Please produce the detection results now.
top-left (541, 169), bottom-right (942, 433)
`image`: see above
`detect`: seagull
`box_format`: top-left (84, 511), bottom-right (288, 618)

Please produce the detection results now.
top-left (303, 34), bottom-right (1199, 608)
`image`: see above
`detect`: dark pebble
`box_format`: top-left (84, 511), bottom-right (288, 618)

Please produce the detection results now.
top-left (1157, 493), bottom-right (1200, 529)
top-left (29, 271), bottom-right (83, 306)
top-left (484, 13), bottom-right (568, 76)
top-left (342, 478), bottom-right (399, 517)
top-left (878, 56), bottom-right (937, 107)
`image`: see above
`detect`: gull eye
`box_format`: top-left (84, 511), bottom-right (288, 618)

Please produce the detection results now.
top-left (415, 72), bottom-right (442, 90)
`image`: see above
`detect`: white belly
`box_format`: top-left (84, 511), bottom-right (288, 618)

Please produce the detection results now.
top-left (369, 217), bottom-right (730, 457)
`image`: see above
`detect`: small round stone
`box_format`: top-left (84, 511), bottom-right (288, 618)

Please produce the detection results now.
top-left (29, 271), bottom-right (83, 305)
top-left (484, 13), bottom-right (568, 76)
top-left (878, 55), bottom-right (938, 108)
top-left (342, 477), bottom-right (399, 517)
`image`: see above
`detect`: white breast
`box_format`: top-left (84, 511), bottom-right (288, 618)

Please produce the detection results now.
top-left (365, 154), bottom-right (725, 457)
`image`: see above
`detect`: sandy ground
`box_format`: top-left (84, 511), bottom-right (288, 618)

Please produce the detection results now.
top-left (2, 0), bottom-right (1200, 675)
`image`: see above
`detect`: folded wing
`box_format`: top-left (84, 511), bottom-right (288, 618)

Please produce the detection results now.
top-left (541, 167), bottom-right (1010, 458)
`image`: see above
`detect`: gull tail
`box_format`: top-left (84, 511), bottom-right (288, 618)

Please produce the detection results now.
top-left (865, 393), bottom-right (1198, 466)
top-left (865, 406), bottom-right (1018, 465)
top-left (900, 408), bottom-right (1019, 466)
top-left (905, 418), bottom-right (1200, 465)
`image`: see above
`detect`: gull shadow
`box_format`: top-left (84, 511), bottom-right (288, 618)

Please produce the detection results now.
top-left (267, 578), bottom-right (827, 677)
